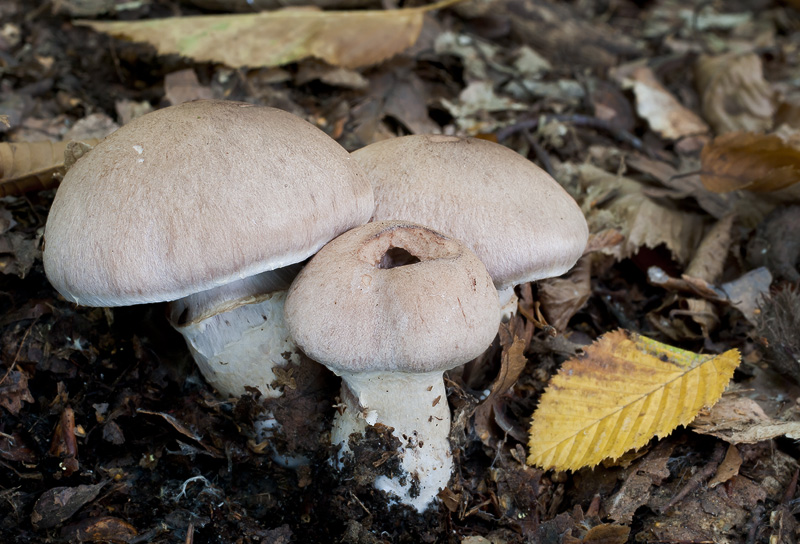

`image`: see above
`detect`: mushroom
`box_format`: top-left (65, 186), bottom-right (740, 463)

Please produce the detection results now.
top-left (284, 220), bottom-right (501, 512)
top-left (352, 135), bottom-right (588, 319)
top-left (44, 100), bottom-right (373, 398)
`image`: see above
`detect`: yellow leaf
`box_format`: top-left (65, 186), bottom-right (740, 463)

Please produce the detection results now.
top-left (79, 0), bottom-right (462, 69)
top-left (527, 330), bottom-right (740, 472)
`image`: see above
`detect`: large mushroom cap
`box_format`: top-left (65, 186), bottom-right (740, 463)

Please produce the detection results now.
top-left (44, 100), bottom-right (373, 307)
top-left (352, 135), bottom-right (588, 290)
top-left (284, 220), bottom-right (501, 375)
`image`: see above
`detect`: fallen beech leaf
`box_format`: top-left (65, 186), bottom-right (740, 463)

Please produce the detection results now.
top-left (528, 330), bottom-right (740, 472)
top-left (538, 254), bottom-right (592, 332)
top-left (0, 139), bottom-right (99, 197)
top-left (691, 395), bottom-right (800, 443)
top-left (695, 53), bottom-right (776, 135)
top-left (701, 131), bottom-right (800, 193)
top-left (79, 0), bottom-right (461, 70)
top-left (622, 66), bottom-right (709, 140)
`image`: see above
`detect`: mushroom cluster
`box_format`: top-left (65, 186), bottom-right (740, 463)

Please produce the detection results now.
top-left (44, 100), bottom-right (373, 398)
top-left (44, 101), bottom-right (588, 514)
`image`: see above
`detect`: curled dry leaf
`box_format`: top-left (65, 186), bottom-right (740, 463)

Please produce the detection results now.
top-left (31, 482), bottom-right (106, 530)
top-left (691, 395), bottom-right (800, 443)
top-left (528, 330), bottom-right (740, 472)
top-left (695, 52), bottom-right (776, 135)
top-left (79, 0), bottom-right (461, 70)
top-left (0, 370), bottom-right (34, 415)
top-left (0, 139), bottom-right (99, 197)
top-left (620, 66), bottom-right (709, 141)
top-left (700, 131), bottom-right (800, 194)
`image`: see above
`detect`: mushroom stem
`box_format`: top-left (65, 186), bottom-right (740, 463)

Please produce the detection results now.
top-left (333, 371), bottom-right (452, 513)
top-left (168, 265), bottom-right (301, 397)
top-left (497, 285), bottom-right (519, 322)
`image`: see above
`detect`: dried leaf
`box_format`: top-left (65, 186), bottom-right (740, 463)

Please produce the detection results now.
top-left (579, 164), bottom-right (705, 264)
top-left (538, 254), bottom-right (592, 332)
top-left (581, 524), bottom-right (630, 544)
top-left (61, 516), bottom-right (138, 542)
top-left (695, 53), bottom-right (777, 135)
top-left (606, 439), bottom-right (674, 523)
top-left (701, 131), bottom-right (800, 194)
top-left (0, 371), bottom-right (34, 415)
top-left (31, 482), bottom-right (106, 530)
top-left (0, 139), bottom-right (99, 197)
top-left (708, 444), bottom-right (741, 488)
top-left (691, 395), bottom-right (800, 444)
top-left (621, 66), bottom-right (709, 140)
top-left (79, 0), bottom-right (461, 70)
top-left (528, 330), bottom-right (740, 472)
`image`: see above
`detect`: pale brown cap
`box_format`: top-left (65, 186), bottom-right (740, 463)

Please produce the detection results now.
top-left (44, 100), bottom-right (373, 306)
top-left (284, 220), bottom-right (501, 375)
top-left (352, 135), bottom-right (588, 291)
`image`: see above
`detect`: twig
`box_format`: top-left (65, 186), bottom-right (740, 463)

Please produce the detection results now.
top-left (523, 131), bottom-right (555, 178)
top-left (660, 442), bottom-right (726, 513)
top-left (497, 113), bottom-right (652, 157)
top-left (0, 317), bottom-right (39, 386)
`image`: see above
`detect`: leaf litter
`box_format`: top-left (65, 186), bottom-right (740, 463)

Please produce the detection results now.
top-left (3, 0), bottom-right (800, 542)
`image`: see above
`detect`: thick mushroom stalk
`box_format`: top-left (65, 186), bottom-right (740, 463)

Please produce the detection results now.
top-left (168, 266), bottom-right (301, 397)
top-left (285, 221), bottom-right (501, 512)
top-left (332, 372), bottom-right (453, 511)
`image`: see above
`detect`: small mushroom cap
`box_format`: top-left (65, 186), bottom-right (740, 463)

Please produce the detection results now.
top-left (352, 135), bottom-right (588, 290)
top-left (284, 220), bottom-right (501, 375)
top-left (44, 100), bottom-right (373, 306)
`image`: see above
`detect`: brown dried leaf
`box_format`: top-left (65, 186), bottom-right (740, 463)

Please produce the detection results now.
top-left (696, 52), bottom-right (777, 135)
top-left (701, 131), bottom-right (800, 194)
top-left (31, 482), bottom-right (106, 530)
top-left (709, 444), bottom-right (742, 488)
top-left (579, 164), bottom-right (705, 264)
top-left (621, 66), bottom-right (709, 140)
top-left (581, 524), bottom-right (631, 544)
top-left (0, 139), bottom-right (99, 197)
top-left (538, 254), bottom-right (592, 332)
top-left (61, 516), bottom-right (138, 543)
top-left (691, 395), bottom-right (800, 444)
top-left (685, 214), bottom-right (734, 282)
top-left (606, 439), bottom-right (674, 523)
top-left (0, 370), bottom-right (34, 415)
top-left (80, 0), bottom-right (460, 70)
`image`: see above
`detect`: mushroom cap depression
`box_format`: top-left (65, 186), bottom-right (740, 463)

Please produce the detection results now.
top-left (352, 135), bottom-right (588, 291)
top-left (284, 220), bottom-right (501, 375)
top-left (44, 100), bottom-right (373, 306)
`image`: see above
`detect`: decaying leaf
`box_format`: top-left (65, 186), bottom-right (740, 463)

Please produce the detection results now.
top-left (692, 395), bottom-right (800, 444)
top-left (79, 0), bottom-right (461, 70)
top-left (695, 52), bottom-right (776, 135)
top-left (528, 330), bottom-right (740, 472)
top-left (605, 439), bottom-right (674, 523)
top-left (708, 444), bottom-right (741, 488)
top-left (61, 516), bottom-right (138, 543)
top-left (700, 131), bottom-right (800, 195)
top-left (618, 66), bottom-right (709, 140)
top-left (31, 482), bottom-right (107, 530)
top-left (538, 254), bottom-right (592, 332)
top-left (0, 139), bottom-right (99, 197)
top-left (0, 370), bottom-right (35, 415)
top-left (579, 164), bottom-right (705, 264)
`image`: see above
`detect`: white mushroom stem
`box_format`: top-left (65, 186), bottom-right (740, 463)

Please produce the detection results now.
top-left (332, 371), bottom-right (453, 513)
top-left (168, 266), bottom-right (301, 397)
top-left (497, 285), bottom-right (519, 322)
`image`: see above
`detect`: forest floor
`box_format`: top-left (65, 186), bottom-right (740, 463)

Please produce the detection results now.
top-left (1, 0), bottom-right (800, 542)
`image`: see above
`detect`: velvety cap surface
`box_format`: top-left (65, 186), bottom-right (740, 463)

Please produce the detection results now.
top-left (44, 100), bottom-right (373, 306)
top-left (284, 220), bottom-right (501, 374)
top-left (352, 135), bottom-right (588, 290)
